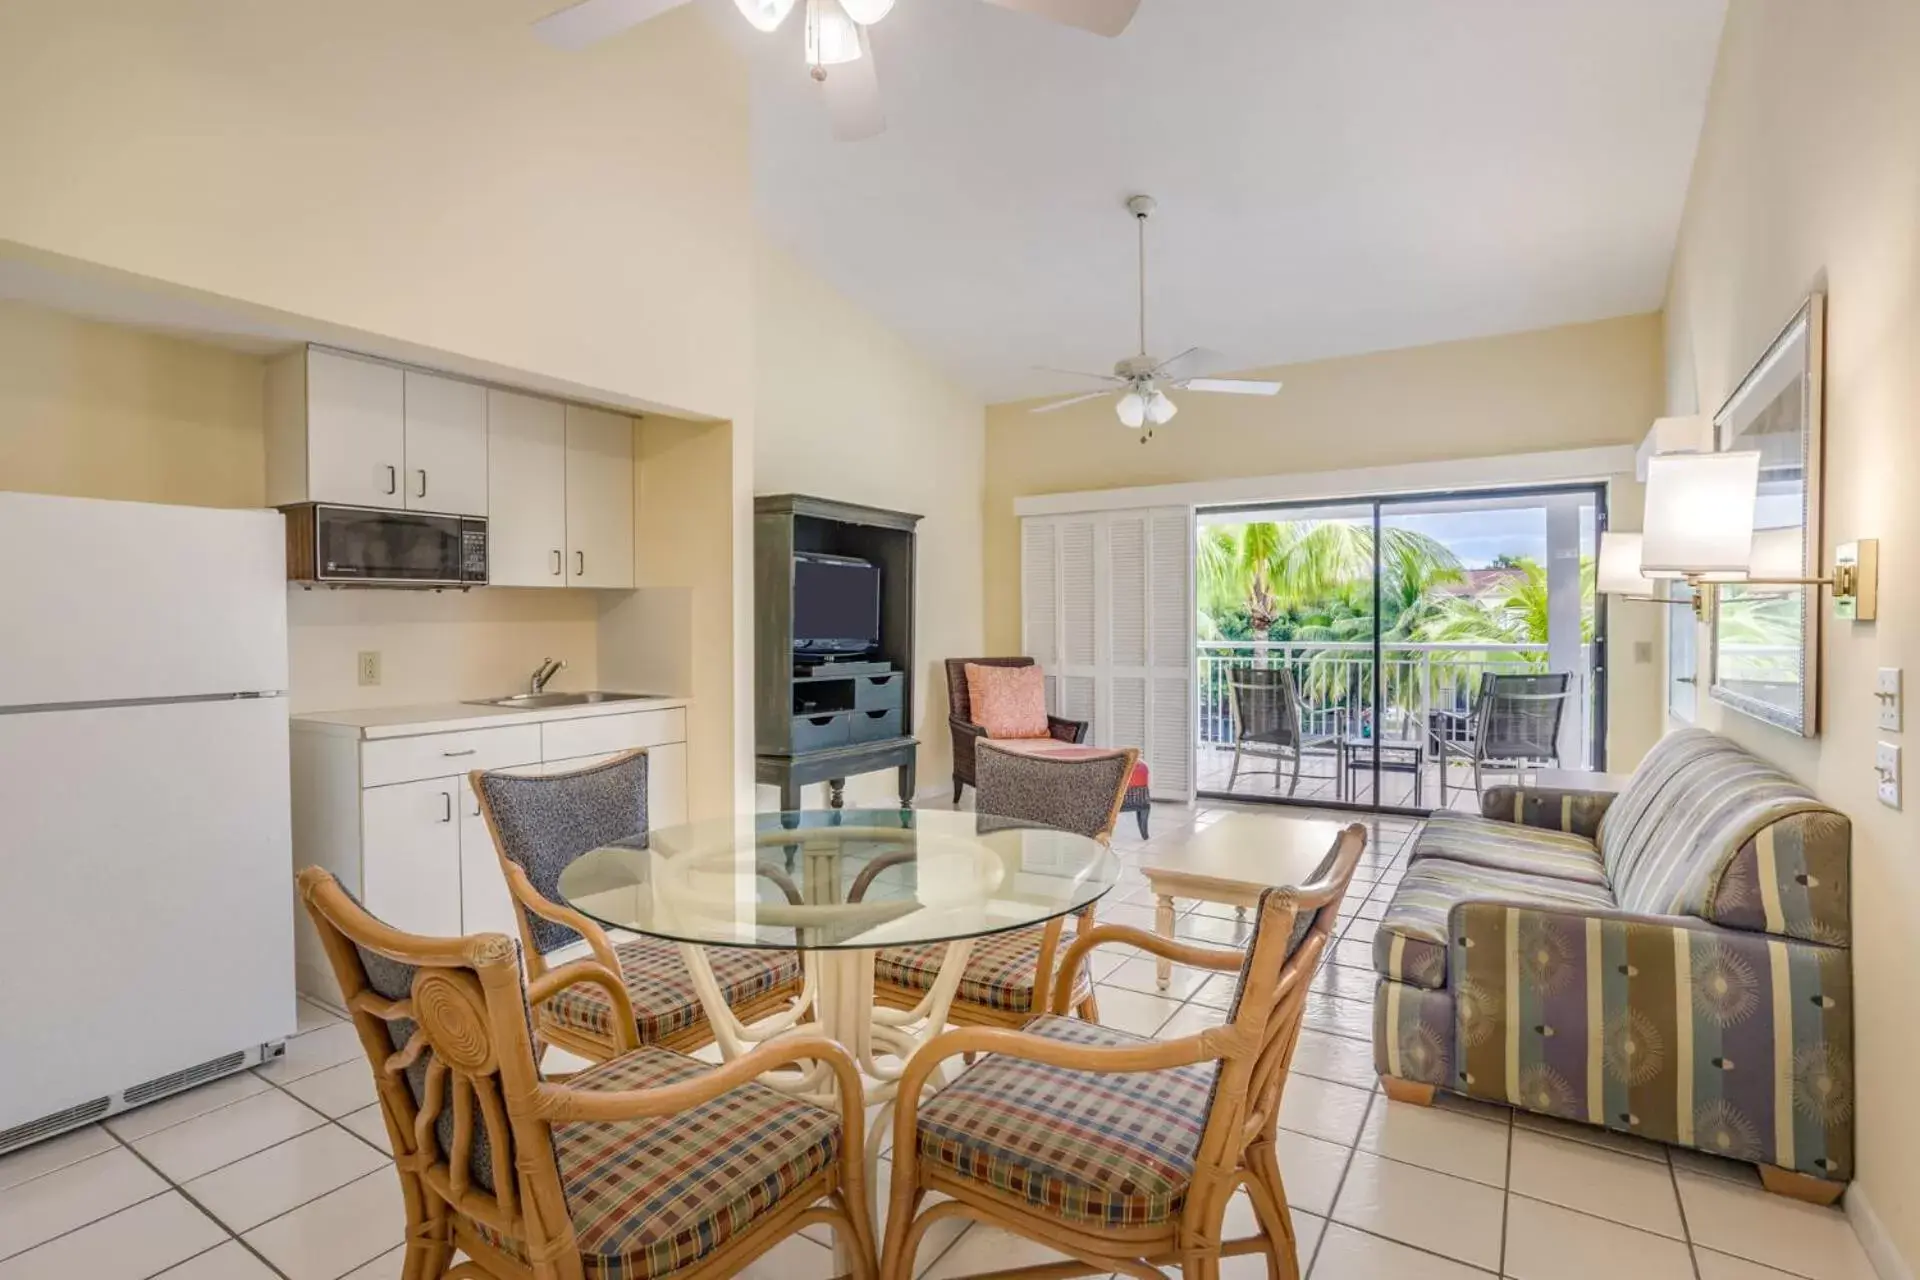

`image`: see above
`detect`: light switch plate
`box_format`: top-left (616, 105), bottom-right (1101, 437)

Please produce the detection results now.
top-left (1876, 741), bottom-right (1901, 809)
top-left (1877, 667), bottom-right (1902, 731)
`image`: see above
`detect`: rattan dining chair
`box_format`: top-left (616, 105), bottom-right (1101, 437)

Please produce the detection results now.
top-left (870, 743), bottom-right (1138, 1031)
top-left (1434, 671), bottom-right (1574, 803)
top-left (470, 751), bottom-right (802, 1063)
top-left (880, 823), bottom-right (1366, 1280)
top-left (295, 867), bottom-right (879, 1280)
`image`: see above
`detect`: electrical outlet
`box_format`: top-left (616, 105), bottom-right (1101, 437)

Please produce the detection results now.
top-left (1875, 741), bottom-right (1901, 809)
top-left (357, 650), bottom-right (382, 687)
top-left (1876, 667), bottom-right (1903, 732)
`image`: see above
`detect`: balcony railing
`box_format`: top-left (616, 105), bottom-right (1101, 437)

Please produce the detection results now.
top-left (1197, 639), bottom-right (1592, 773)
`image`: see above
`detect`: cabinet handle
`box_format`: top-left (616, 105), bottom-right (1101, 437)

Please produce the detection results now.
top-left (384, 465), bottom-right (398, 495)
top-left (417, 469), bottom-right (428, 499)
top-left (440, 791), bottom-right (453, 823)
top-left (551, 549), bottom-right (563, 576)
top-left (575, 551), bottom-right (585, 577)
top-left (442, 748), bottom-right (477, 758)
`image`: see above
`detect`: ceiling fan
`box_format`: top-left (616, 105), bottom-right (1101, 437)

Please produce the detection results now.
top-left (531, 0), bottom-right (1142, 142)
top-left (1031, 194), bottom-right (1281, 442)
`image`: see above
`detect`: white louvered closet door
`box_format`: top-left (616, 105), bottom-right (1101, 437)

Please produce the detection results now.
top-left (1019, 506), bottom-right (1194, 803)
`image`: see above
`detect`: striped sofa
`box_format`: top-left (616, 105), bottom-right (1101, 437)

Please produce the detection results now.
top-left (1372, 728), bottom-right (1854, 1199)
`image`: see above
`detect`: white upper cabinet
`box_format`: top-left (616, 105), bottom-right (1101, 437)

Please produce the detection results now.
top-left (294, 349), bottom-right (407, 509)
top-left (402, 371), bottom-right (488, 516)
top-left (269, 349), bottom-right (486, 516)
top-left (564, 404), bottom-right (634, 589)
top-left (487, 389), bottom-right (568, 588)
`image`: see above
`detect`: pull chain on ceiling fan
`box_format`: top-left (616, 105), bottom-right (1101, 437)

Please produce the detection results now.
top-left (1030, 195), bottom-right (1282, 441)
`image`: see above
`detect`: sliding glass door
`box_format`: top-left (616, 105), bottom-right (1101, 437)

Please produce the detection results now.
top-left (1195, 484), bottom-right (1605, 814)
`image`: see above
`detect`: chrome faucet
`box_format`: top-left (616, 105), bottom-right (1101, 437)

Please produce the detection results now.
top-left (528, 657), bottom-right (566, 696)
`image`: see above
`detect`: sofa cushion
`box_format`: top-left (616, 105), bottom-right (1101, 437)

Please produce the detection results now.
top-left (1375, 858), bottom-right (1616, 991)
top-left (1682, 808), bottom-right (1853, 945)
top-left (1598, 728), bottom-right (1837, 918)
top-left (1411, 811), bottom-right (1608, 888)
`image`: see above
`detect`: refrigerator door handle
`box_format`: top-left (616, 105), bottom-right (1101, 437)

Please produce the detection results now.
top-left (440, 791), bottom-right (453, 823)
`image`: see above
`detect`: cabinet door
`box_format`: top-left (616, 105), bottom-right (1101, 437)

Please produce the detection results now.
top-left (403, 371), bottom-right (488, 516)
top-left (458, 775), bottom-right (520, 939)
top-left (563, 405), bottom-right (634, 589)
top-left (360, 777), bottom-right (462, 936)
top-left (487, 390), bottom-right (568, 587)
top-left (306, 349), bottom-right (406, 509)
top-left (644, 740), bottom-right (688, 830)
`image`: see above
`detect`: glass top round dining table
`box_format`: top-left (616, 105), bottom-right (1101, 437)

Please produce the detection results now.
top-left (556, 807), bottom-right (1121, 953)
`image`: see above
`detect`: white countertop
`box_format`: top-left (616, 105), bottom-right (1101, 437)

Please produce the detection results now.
top-left (292, 694), bottom-right (691, 740)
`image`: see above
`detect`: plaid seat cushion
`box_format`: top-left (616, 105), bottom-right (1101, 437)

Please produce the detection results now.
top-left (916, 1015), bottom-right (1213, 1226)
top-left (467, 1047), bottom-right (840, 1279)
top-left (876, 924), bottom-right (1093, 1014)
top-left (543, 937), bottom-right (801, 1044)
top-left (1375, 857), bottom-right (1615, 991)
top-left (1411, 811), bottom-right (1608, 887)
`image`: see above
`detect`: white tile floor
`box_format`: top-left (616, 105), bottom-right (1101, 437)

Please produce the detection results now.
top-left (0, 802), bottom-right (1880, 1280)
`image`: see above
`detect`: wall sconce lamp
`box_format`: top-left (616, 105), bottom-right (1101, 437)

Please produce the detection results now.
top-left (1601, 452), bottom-right (1879, 622)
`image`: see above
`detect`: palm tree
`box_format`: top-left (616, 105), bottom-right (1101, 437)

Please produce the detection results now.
top-left (1197, 520), bottom-right (1463, 638)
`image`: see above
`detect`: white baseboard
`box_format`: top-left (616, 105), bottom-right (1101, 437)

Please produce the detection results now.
top-left (1848, 1181), bottom-right (1915, 1280)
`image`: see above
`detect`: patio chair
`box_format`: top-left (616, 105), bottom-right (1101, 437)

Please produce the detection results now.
top-left (879, 823), bottom-right (1366, 1280)
top-left (1434, 671), bottom-right (1574, 804)
top-left (1225, 666), bottom-right (1341, 795)
top-left (871, 742), bottom-right (1138, 1030)
top-left (471, 751), bottom-right (802, 1062)
top-left (295, 867), bottom-right (877, 1280)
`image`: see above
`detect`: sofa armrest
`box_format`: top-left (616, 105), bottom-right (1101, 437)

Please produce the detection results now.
top-left (1047, 715), bottom-right (1089, 743)
top-left (1480, 784), bottom-right (1616, 838)
top-left (1442, 896), bottom-right (1852, 1182)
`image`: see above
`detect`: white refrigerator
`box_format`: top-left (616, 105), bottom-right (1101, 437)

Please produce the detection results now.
top-left (0, 492), bottom-right (296, 1149)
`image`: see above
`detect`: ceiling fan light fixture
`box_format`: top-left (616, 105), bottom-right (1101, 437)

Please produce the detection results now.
top-left (733, 0), bottom-right (797, 33)
top-left (1116, 390), bottom-right (1147, 429)
top-left (1146, 389), bottom-right (1177, 425)
top-left (838, 0), bottom-right (895, 23)
top-left (805, 0), bottom-right (864, 66)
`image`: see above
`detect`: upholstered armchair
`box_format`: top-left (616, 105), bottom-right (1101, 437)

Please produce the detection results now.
top-left (944, 657), bottom-right (1085, 802)
top-left (471, 751), bottom-right (802, 1062)
top-left (296, 868), bottom-right (876, 1280)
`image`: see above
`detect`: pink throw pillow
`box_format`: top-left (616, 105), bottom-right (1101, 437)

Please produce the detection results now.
top-left (965, 663), bottom-right (1050, 739)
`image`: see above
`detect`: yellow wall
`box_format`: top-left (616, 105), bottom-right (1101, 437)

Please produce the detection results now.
top-left (984, 314), bottom-right (1669, 767)
top-left (753, 238), bottom-right (987, 803)
top-left (1662, 1), bottom-right (1920, 1262)
top-left (0, 299), bottom-right (264, 506)
top-left (0, 0), bottom-right (753, 423)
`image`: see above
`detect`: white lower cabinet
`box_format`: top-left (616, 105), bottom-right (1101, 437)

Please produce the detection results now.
top-left (359, 777), bottom-right (464, 936)
top-left (459, 773), bottom-right (520, 940)
top-left (290, 704), bottom-right (691, 1002)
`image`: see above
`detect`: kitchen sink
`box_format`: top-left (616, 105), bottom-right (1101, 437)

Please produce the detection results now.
top-left (463, 691), bottom-right (663, 709)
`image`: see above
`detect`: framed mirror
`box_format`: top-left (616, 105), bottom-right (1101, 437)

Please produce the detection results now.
top-left (1709, 294), bottom-right (1824, 737)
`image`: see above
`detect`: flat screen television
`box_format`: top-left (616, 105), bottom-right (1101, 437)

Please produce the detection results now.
top-left (792, 552), bottom-right (881, 655)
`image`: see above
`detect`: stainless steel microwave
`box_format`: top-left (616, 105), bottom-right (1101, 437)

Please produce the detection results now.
top-left (283, 503), bottom-right (488, 587)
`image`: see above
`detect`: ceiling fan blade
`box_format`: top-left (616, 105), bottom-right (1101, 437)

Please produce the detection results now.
top-left (822, 27), bottom-right (886, 141)
top-left (1033, 365), bottom-right (1126, 384)
top-left (980, 0), bottom-right (1141, 37)
top-left (1181, 377), bottom-right (1283, 396)
top-left (1030, 390), bottom-right (1114, 414)
top-left (533, 0), bottom-right (694, 50)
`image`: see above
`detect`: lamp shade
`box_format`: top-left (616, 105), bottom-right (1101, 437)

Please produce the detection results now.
top-left (1116, 390), bottom-right (1147, 429)
top-left (1596, 532), bottom-right (1658, 595)
top-left (1642, 452), bottom-right (1761, 575)
top-left (734, 0), bottom-right (796, 31)
top-left (839, 0), bottom-right (895, 21)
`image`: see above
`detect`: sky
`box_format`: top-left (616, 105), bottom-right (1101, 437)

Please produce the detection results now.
top-left (1201, 503), bottom-right (1597, 569)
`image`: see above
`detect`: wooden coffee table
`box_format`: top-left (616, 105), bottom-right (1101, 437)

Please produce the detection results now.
top-left (1138, 812), bottom-right (1355, 989)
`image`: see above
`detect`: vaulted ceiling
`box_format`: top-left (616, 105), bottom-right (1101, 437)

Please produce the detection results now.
top-left (731, 0), bottom-right (1726, 401)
